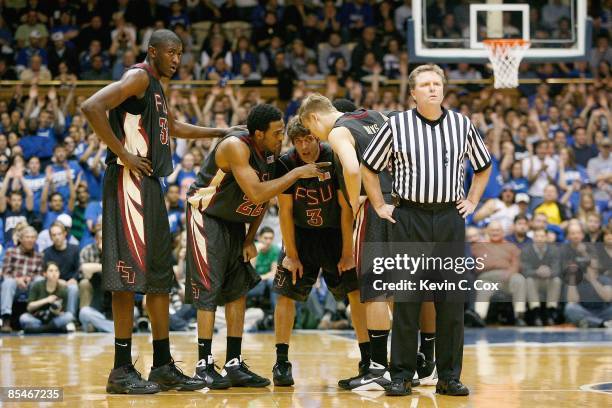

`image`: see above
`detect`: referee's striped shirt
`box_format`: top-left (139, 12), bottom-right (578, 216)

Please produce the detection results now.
top-left (362, 108), bottom-right (491, 204)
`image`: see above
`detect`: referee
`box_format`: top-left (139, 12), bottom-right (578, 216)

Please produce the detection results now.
top-left (361, 64), bottom-right (492, 396)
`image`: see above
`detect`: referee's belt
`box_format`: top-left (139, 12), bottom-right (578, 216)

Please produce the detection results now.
top-left (396, 198), bottom-right (456, 211)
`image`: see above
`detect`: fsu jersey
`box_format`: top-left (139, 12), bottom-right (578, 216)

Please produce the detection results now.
top-left (107, 63), bottom-right (173, 177)
top-left (333, 109), bottom-right (394, 194)
top-left (276, 143), bottom-right (341, 229)
top-left (188, 130), bottom-right (274, 223)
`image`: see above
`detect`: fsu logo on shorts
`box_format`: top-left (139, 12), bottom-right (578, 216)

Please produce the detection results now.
top-left (191, 282), bottom-right (200, 300)
top-left (116, 261), bottom-right (135, 284)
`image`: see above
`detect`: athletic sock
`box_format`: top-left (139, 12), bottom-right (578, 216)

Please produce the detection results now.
top-left (276, 343), bottom-right (289, 363)
top-left (226, 336), bottom-right (242, 363)
top-left (114, 337), bottom-right (132, 369)
top-left (358, 341), bottom-right (371, 366)
top-left (368, 329), bottom-right (389, 368)
top-left (198, 338), bottom-right (212, 361)
top-left (419, 332), bottom-right (435, 361)
top-left (152, 338), bottom-right (171, 368)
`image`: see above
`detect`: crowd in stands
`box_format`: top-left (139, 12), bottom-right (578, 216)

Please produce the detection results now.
top-left (0, 0), bottom-right (610, 334)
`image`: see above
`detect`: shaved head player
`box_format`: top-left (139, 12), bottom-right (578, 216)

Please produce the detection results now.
top-left (82, 29), bottom-right (240, 394)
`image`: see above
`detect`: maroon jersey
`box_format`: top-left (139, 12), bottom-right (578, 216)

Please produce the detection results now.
top-left (188, 131), bottom-right (274, 223)
top-left (107, 63), bottom-right (173, 177)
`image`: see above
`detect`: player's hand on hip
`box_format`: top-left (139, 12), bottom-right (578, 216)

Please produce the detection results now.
top-left (121, 152), bottom-right (153, 177)
top-left (456, 199), bottom-right (477, 219)
top-left (337, 254), bottom-right (355, 274)
top-left (242, 242), bottom-right (258, 262)
top-left (282, 256), bottom-right (303, 284)
top-left (375, 203), bottom-right (396, 223)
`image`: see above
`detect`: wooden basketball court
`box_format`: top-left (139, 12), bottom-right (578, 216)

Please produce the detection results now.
top-left (1, 329), bottom-right (610, 407)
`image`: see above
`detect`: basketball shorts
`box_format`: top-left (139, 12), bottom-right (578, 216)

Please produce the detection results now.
top-left (273, 226), bottom-right (359, 302)
top-left (354, 194), bottom-right (395, 301)
top-left (184, 205), bottom-right (261, 311)
top-left (102, 164), bottom-right (174, 294)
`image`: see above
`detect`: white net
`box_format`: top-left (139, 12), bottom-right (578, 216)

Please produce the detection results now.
top-left (484, 40), bottom-right (530, 89)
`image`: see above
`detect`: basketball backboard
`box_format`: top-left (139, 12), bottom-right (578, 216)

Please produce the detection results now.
top-left (408, 0), bottom-right (591, 63)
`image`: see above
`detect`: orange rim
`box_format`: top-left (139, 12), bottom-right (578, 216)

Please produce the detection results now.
top-left (483, 39), bottom-right (530, 48)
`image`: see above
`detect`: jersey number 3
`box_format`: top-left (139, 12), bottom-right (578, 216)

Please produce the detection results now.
top-left (306, 208), bottom-right (323, 227)
top-left (236, 195), bottom-right (265, 217)
top-left (159, 117), bottom-right (169, 145)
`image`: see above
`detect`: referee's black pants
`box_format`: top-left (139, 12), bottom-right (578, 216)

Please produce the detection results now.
top-left (390, 202), bottom-right (465, 382)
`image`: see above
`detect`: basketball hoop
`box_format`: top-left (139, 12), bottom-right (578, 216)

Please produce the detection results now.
top-left (483, 39), bottom-right (530, 89)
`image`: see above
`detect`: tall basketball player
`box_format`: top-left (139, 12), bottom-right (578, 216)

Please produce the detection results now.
top-left (82, 29), bottom-right (237, 394)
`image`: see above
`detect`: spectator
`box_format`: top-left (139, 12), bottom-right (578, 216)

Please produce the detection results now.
top-left (585, 213), bottom-right (604, 243)
top-left (78, 40), bottom-right (109, 73)
top-left (44, 143), bottom-right (83, 206)
top-left (0, 226), bottom-right (43, 332)
top-left (19, 54), bottom-right (52, 82)
top-left (36, 213), bottom-right (79, 253)
top-left (472, 221), bottom-right (527, 326)
top-left (523, 140), bottom-right (557, 206)
top-left (16, 30), bottom-right (49, 72)
top-left (47, 32), bottom-right (79, 77)
top-left (534, 184), bottom-right (571, 228)
top-left (111, 49), bottom-right (136, 80)
top-left (231, 36), bottom-right (257, 75)
top-left (589, 35), bottom-right (612, 76)
top-left (78, 230), bottom-right (113, 332)
top-left (287, 39), bottom-right (316, 78)
top-left (586, 138), bottom-right (612, 205)
top-left (565, 256), bottom-right (612, 328)
top-left (575, 191), bottom-right (600, 228)
top-left (77, 15), bottom-right (110, 51)
top-left (165, 185), bottom-right (183, 235)
top-left (80, 54), bottom-right (112, 80)
top-left (318, 31), bottom-right (351, 75)
top-left (0, 57), bottom-right (18, 80)
top-left (318, 1), bottom-right (341, 38)
top-left (253, 11), bottom-right (283, 51)
top-left (557, 147), bottom-right (589, 211)
top-left (0, 178), bottom-right (35, 247)
top-left (572, 127), bottom-right (598, 168)
top-left (394, 0), bottom-right (412, 35)
top-left (248, 226), bottom-right (280, 310)
top-left (235, 62), bottom-right (262, 81)
top-left (264, 51), bottom-right (297, 102)
top-left (19, 261), bottom-right (75, 334)
top-left (23, 156), bottom-right (46, 214)
top-left (14, 10), bottom-right (49, 48)
top-left (506, 214), bottom-right (533, 247)
top-left (350, 26), bottom-right (383, 71)
top-left (521, 228), bottom-right (561, 326)
top-left (473, 186), bottom-right (520, 234)
top-left (506, 161), bottom-right (529, 194)
top-left (71, 182), bottom-right (96, 247)
top-left (43, 221), bottom-right (80, 316)
top-left (339, 0), bottom-right (374, 37)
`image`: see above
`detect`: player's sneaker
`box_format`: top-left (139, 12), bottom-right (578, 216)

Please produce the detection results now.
top-left (194, 355), bottom-right (232, 389)
top-left (272, 361), bottom-right (294, 386)
top-left (148, 360), bottom-right (207, 391)
top-left (106, 364), bottom-right (160, 394)
top-left (342, 361), bottom-right (392, 391)
top-left (221, 356), bottom-right (271, 387)
top-left (338, 360), bottom-right (368, 389)
top-left (436, 379), bottom-right (469, 396)
top-left (413, 352), bottom-right (437, 386)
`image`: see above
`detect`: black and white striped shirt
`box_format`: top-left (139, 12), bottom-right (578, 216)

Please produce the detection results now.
top-left (362, 108), bottom-right (491, 203)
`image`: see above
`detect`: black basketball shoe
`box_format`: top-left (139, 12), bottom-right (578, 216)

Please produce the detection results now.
top-left (221, 356), bottom-right (271, 387)
top-left (341, 361), bottom-right (392, 391)
top-left (106, 364), bottom-right (161, 394)
top-left (194, 355), bottom-right (232, 389)
top-left (436, 379), bottom-right (470, 396)
top-left (272, 360), bottom-right (294, 386)
top-left (338, 360), bottom-right (369, 389)
top-left (414, 352), bottom-right (438, 386)
top-left (148, 360), bottom-right (207, 391)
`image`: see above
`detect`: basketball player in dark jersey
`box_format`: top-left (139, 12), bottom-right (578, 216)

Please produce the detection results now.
top-left (270, 118), bottom-right (368, 387)
top-left (185, 104), bottom-right (326, 389)
top-left (82, 29), bottom-right (238, 394)
top-left (332, 100), bottom-right (438, 387)
top-left (299, 94), bottom-right (394, 390)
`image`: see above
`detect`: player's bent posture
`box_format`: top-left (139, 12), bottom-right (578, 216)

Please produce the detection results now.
top-left (185, 104), bottom-right (325, 389)
top-left (271, 118), bottom-right (369, 387)
top-left (82, 29), bottom-right (234, 394)
top-left (299, 94), bottom-right (394, 390)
